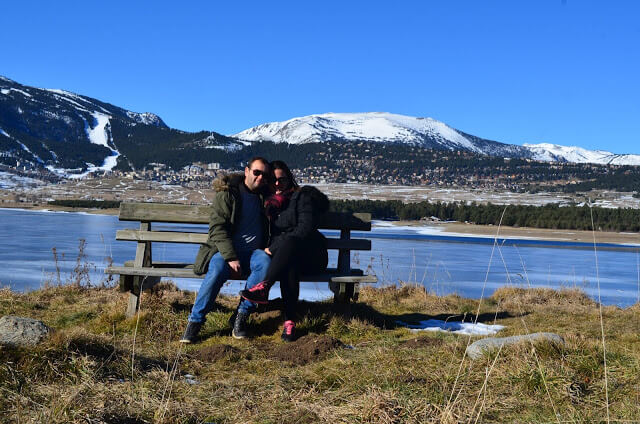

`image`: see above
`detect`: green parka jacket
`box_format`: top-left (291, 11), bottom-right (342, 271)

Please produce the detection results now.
top-left (193, 173), bottom-right (269, 275)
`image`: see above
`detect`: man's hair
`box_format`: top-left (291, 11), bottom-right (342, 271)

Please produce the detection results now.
top-left (247, 156), bottom-right (269, 168)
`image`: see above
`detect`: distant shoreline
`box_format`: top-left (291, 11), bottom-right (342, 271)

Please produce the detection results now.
top-left (3, 203), bottom-right (639, 245)
top-left (0, 203), bottom-right (119, 215)
top-left (396, 220), bottom-right (640, 245)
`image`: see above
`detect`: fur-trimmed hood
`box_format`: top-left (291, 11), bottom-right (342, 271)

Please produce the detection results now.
top-left (212, 173), bottom-right (245, 192)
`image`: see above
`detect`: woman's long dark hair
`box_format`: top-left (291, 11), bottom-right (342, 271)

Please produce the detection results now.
top-left (270, 160), bottom-right (299, 190)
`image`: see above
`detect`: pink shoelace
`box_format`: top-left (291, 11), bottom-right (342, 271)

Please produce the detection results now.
top-left (283, 320), bottom-right (295, 335)
top-left (249, 281), bottom-right (268, 292)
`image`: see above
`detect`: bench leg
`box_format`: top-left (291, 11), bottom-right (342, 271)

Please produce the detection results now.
top-left (126, 292), bottom-right (140, 318)
top-left (120, 274), bottom-right (134, 292)
top-left (333, 282), bottom-right (355, 303)
top-left (123, 275), bottom-right (161, 318)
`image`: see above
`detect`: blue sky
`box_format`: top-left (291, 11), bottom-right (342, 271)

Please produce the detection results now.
top-left (2, 1), bottom-right (639, 152)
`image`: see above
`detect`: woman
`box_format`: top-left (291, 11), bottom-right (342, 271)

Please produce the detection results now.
top-left (240, 160), bottom-right (329, 341)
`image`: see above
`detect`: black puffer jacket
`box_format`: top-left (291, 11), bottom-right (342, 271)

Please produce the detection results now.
top-left (269, 186), bottom-right (330, 255)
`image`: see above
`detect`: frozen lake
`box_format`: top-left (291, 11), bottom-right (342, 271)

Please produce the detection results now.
top-left (1, 208), bottom-right (639, 307)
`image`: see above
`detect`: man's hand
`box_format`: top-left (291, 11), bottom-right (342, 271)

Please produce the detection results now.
top-left (264, 247), bottom-right (272, 256)
top-left (228, 260), bottom-right (242, 279)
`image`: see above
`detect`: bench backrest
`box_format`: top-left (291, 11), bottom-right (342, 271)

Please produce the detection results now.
top-left (116, 202), bottom-right (372, 273)
top-left (118, 202), bottom-right (371, 231)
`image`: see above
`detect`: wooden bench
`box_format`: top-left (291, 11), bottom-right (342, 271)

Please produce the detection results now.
top-left (105, 202), bottom-right (378, 317)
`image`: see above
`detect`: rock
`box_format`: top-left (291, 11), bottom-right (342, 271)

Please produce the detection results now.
top-left (0, 315), bottom-right (51, 347)
top-left (466, 332), bottom-right (564, 360)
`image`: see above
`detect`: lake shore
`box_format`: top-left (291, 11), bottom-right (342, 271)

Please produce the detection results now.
top-left (0, 202), bottom-right (120, 215)
top-left (401, 220), bottom-right (640, 245)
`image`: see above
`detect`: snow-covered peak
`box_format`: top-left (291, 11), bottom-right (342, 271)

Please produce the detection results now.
top-left (126, 111), bottom-right (164, 126)
top-left (524, 143), bottom-right (640, 166)
top-left (233, 112), bottom-right (640, 166)
top-left (232, 112), bottom-right (483, 152)
top-left (45, 88), bottom-right (85, 100)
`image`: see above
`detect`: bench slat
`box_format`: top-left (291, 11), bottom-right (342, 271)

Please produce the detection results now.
top-left (119, 203), bottom-right (211, 224)
top-left (121, 262), bottom-right (365, 274)
top-left (115, 230), bottom-right (371, 250)
top-left (117, 229), bottom-right (207, 244)
top-left (118, 202), bottom-right (371, 230)
top-left (321, 212), bottom-right (371, 231)
top-left (106, 265), bottom-right (376, 283)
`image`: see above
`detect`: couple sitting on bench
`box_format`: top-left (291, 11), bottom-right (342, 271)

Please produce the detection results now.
top-left (180, 157), bottom-right (329, 343)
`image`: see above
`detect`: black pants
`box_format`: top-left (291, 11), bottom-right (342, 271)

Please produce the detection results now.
top-left (265, 237), bottom-right (328, 321)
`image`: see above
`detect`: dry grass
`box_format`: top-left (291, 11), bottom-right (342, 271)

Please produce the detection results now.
top-left (491, 286), bottom-right (597, 308)
top-left (0, 283), bottom-right (639, 423)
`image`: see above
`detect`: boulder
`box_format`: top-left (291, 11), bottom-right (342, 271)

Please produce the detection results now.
top-left (0, 315), bottom-right (51, 347)
top-left (466, 332), bottom-right (564, 360)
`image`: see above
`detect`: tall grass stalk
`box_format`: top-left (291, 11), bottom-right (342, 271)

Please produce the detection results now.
top-left (52, 247), bottom-right (61, 286)
top-left (50, 348), bottom-right (118, 422)
top-left (469, 342), bottom-right (504, 424)
top-left (514, 245), bottom-right (532, 288)
top-left (419, 252), bottom-right (432, 287)
top-left (421, 253), bottom-right (432, 305)
top-left (589, 202), bottom-right (610, 423)
top-left (496, 242), bottom-right (560, 422)
top-left (410, 248), bottom-right (418, 287)
top-left (69, 239), bottom-right (93, 287)
top-left (444, 206), bottom-right (505, 417)
top-left (131, 276), bottom-right (148, 383)
top-left (158, 344), bottom-right (184, 422)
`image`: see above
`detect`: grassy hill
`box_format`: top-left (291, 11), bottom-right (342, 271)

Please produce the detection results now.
top-left (0, 282), bottom-right (638, 423)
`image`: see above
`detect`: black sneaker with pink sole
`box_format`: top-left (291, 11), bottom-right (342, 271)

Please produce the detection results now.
top-left (240, 280), bottom-right (271, 304)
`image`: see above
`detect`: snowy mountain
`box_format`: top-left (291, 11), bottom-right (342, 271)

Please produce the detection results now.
top-left (233, 112), bottom-right (640, 166)
top-left (523, 143), bottom-right (640, 166)
top-left (234, 112), bottom-right (511, 153)
top-left (3, 74), bottom-right (639, 176)
top-left (0, 76), bottom-right (243, 177)
top-left (0, 76), bottom-right (166, 177)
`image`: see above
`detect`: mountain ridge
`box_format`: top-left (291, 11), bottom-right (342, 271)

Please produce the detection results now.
top-left (0, 76), bottom-right (242, 177)
top-left (232, 112), bottom-right (640, 166)
top-left (3, 75), bottom-right (640, 178)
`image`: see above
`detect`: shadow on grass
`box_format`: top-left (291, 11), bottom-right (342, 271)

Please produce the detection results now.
top-left (247, 297), bottom-right (525, 337)
top-left (66, 335), bottom-right (167, 374)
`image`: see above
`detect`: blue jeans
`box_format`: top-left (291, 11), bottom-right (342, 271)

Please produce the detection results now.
top-left (188, 249), bottom-right (270, 323)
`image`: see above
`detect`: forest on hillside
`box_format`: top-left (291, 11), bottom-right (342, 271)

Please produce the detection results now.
top-left (330, 199), bottom-right (640, 232)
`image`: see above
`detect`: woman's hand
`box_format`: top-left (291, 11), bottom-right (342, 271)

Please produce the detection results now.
top-left (264, 247), bottom-right (272, 256)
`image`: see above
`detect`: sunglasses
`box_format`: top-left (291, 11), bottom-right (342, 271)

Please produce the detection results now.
top-left (274, 176), bottom-right (290, 185)
top-left (251, 169), bottom-right (266, 177)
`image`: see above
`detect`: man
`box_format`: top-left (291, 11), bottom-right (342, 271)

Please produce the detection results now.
top-left (180, 157), bottom-right (271, 343)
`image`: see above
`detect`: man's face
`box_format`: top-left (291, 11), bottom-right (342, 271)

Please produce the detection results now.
top-left (244, 160), bottom-right (268, 192)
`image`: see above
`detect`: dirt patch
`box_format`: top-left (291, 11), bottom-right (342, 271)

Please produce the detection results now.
top-left (192, 344), bottom-right (242, 362)
top-left (271, 335), bottom-right (343, 365)
top-left (402, 337), bottom-right (444, 349)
